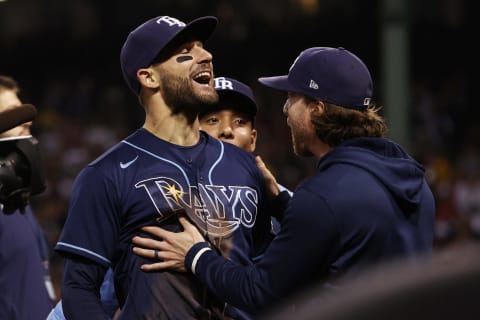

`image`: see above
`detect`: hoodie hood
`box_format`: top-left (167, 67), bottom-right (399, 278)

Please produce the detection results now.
top-left (318, 137), bottom-right (426, 214)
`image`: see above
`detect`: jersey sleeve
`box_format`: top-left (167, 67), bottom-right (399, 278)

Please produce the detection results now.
top-left (55, 166), bottom-right (121, 267)
top-left (185, 187), bottom-right (339, 313)
top-left (269, 189), bottom-right (292, 223)
top-left (61, 256), bottom-right (110, 320)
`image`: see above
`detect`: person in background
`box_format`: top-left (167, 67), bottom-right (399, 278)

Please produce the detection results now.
top-left (0, 75), bottom-right (55, 320)
top-left (203, 76), bottom-right (291, 200)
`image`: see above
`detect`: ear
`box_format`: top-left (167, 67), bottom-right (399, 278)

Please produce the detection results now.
top-left (137, 67), bottom-right (159, 90)
top-left (249, 128), bottom-right (258, 153)
top-left (309, 100), bottom-right (324, 114)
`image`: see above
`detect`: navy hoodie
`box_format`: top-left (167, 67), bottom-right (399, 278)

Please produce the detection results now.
top-left (186, 137), bottom-right (435, 313)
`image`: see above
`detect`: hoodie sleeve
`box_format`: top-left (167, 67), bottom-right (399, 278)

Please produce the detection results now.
top-left (185, 187), bottom-right (339, 313)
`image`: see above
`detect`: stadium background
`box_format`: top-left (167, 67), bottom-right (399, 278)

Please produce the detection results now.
top-left (0, 0), bottom-right (475, 300)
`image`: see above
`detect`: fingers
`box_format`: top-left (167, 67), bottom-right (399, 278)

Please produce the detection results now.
top-left (255, 155), bottom-right (265, 165)
top-left (132, 246), bottom-right (173, 260)
top-left (255, 155), bottom-right (266, 169)
top-left (132, 246), bottom-right (187, 272)
top-left (255, 155), bottom-right (280, 197)
top-left (132, 246), bottom-right (156, 259)
top-left (141, 225), bottom-right (168, 238)
top-left (178, 216), bottom-right (206, 243)
top-left (256, 155), bottom-right (273, 179)
top-left (140, 260), bottom-right (186, 272)
top-left (132, 235), bottom-right (164, 249)
top-left (178, 216), bottom-right (193, 230)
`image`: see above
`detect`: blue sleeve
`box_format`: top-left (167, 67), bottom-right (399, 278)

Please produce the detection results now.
top-left (47, 268), bottom-right (117, 320)
top-left (62, 256), bottom-right (109, 320)
top-left (55, 166), bottom-right (120, 267)
top-left (185, 188), bottom-right (339, 312)
top-left (100, 268), bottom-right (119, 318)
top-left (269, 190), bottom-right (292, 224)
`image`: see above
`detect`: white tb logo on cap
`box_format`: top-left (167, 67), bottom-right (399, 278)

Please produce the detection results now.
top-left (214, 77), bottom-right (234, 90)
top-left (156, 16), bottom-right (186, 27)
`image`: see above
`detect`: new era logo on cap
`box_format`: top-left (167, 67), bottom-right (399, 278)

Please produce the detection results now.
top-left (258, 47), bottom-right (373, 110)
top-left (309, 80), bottom-right (319, 90)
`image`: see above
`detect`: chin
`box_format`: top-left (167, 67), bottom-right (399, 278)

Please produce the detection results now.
top-left (293, 144), bottom-right (313, 157)
top-left (198, 91), bottom-right (219, 106)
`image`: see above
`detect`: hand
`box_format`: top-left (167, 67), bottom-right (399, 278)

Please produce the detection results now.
top-left (256, 155), bottom-right (280, 198)
top-left (132, 216), bottom-right (205, 272)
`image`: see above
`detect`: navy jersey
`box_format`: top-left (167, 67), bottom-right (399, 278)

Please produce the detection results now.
top-left (56, 128), bottom-right (272, 319)
top-left (185, 137), bottom-right (436, 313)
top-left (0, 206), bottom-right (54, 320)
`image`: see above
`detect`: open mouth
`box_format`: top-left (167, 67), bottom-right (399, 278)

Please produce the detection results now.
top-left (193, 71), bottom-right (211, 85)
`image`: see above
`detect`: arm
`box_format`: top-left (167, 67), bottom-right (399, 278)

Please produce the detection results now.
top-left (56, 167), bottom-right (120, 319)
top-left (133, 189), bottom-right (338, 312)
top-left (256, 155), bottom-right (292, 223)
top-left (61, 255), bottom-right (109, 320)
top-left (255, 155), bottom-right (280, 198)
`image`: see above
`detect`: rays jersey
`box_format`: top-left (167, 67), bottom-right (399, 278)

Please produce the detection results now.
top-left (56, 128), bottom-right (272, 319)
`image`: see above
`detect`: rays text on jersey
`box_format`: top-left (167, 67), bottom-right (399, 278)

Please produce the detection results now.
top-left (135, 177), bottom-right (258, 237)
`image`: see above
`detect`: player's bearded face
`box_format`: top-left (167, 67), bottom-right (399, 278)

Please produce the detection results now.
top-left (290, 117), bottom-right (313, 157)
top-left (159, 69), bottom-right (218, 115)
top-left (284, 96), bottom-right (314, 157)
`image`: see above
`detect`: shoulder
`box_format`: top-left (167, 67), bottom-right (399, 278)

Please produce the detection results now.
top-left (88, 131), bottom-right (143, 169)
top-left (203, 135), bottom-right (257, 167)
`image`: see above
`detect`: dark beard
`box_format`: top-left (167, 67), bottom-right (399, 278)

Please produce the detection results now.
top-left (160, 72), bottom-right (218, 122)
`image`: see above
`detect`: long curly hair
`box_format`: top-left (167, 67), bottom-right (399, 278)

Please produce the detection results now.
top-left (309, 97), bottom-right (388, 147)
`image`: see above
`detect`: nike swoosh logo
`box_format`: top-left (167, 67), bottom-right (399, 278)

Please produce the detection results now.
top-left (120, 155), bottom-right (139, 169)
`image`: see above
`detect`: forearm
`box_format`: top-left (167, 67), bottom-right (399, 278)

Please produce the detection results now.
top-left (61, 256), bottom-right (110, 320)
top-left (269, 189), bottom-right (291, 223)
top-left (183, 190), bottom-right (337, 313)
top-left (185, 243), bottom-right (277, 313)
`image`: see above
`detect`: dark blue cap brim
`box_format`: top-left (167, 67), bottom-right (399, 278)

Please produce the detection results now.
top-left (176, 16), bottom-right (217, 44)
top-left (258, 75), bottom-right (297, 93)
top-left (160, 16), bottom-right (218, 61)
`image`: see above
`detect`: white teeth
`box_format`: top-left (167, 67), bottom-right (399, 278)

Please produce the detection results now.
top-left (194, 72), bottom-right (210, 80)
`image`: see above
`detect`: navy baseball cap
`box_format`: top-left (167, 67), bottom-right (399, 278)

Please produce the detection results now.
top-left (258, 47), bottom-right (373, 110)
top-left (212, 77), bottom-right (257, 116)
top-left (120, 15), bottom-right (218, 94)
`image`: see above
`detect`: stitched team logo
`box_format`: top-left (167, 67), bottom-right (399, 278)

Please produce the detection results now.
top-left (135, 177), bottom-right (258, 237)
top-left (156, 16), bottom-right (186, 27)
top-left (214, 77), bottom-right (234, 90)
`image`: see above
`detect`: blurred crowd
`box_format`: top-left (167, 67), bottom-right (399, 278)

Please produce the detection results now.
top-left (1, 0), bottom-right (475, 301)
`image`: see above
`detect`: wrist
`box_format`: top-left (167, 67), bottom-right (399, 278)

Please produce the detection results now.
top-left (185, 242), bottom-right (211, 274)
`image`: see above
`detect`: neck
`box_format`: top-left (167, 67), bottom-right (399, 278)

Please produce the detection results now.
top-left (143, 100), bottom-right (200, 146)
top-left (311, 140), bottom-right (333, 159)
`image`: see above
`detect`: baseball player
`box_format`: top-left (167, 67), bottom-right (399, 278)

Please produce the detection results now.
top-left (201, 76), bottom-right (258, 152)
top-left (55, 15), bottom-right (276, 319)
top-left (129, 47), bottom-right (436, 314)
top-left (48, 76), bottom-right (288, 319)
top-left (0, 75), bottom-right (55, 320)
top-left (201, 76), bottom-right (292, 220)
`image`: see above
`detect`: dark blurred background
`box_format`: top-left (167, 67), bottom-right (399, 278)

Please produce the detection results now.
top-left (1, 0), bottom-right (476, 300)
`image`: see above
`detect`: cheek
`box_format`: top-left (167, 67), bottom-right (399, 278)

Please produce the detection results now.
top-left (233, 129), bottom-right (253, 146)
top-left (201, 126), bottom-right (220, 138)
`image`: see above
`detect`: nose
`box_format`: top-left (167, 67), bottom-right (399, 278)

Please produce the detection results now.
top-left (283, 100), bottom-right (290, 116)
top-left (219, 124), bottom-right (233, 139)
top-left (22, 121), bottom-right (33, 132)
top-left (197, 46), bottom-right (213, 64)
